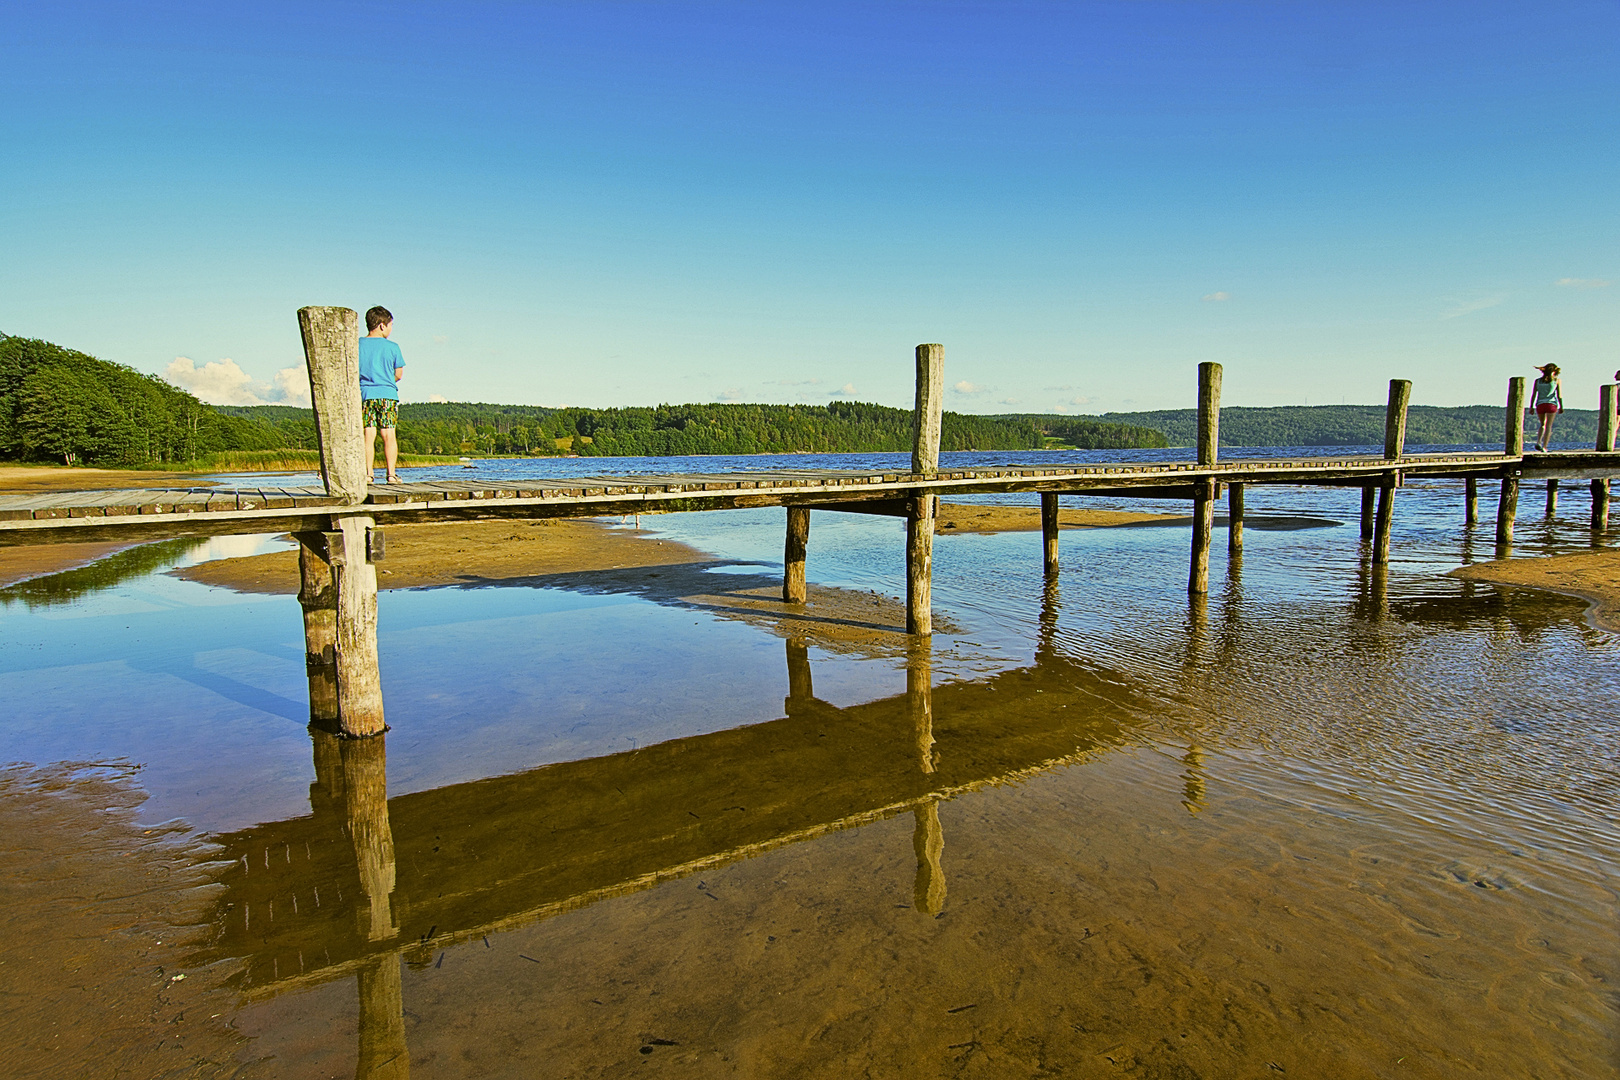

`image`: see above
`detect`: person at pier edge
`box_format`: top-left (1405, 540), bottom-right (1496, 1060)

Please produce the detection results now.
top-left (1531, 363), bottom-right (1562, 451)
top-left (359, 306), bottom-right (406, 483)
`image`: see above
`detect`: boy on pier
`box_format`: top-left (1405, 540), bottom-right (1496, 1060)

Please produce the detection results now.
top-left (359, 306), bottom-right (406, 484)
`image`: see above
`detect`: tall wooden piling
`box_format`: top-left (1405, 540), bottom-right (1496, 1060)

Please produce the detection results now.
top-left (1497, 378), bottom-right (1526, 549)
top-left (1189, 362), bottom-right (1221, 594)
top-left (333, 515), bottom-right (386, 736)
top-left (1371, 379), bottom-right (1410, 565)
top-left (783, 506), bottom-right (810, 603)
top-left (1041, 492), bottom-right (1060, 575)
top-left (1465, 477), bottom-right (1478, 526)
top-left (1594, 384), bottom-right (1617, 532)
top-left (907, 344), bottom-right (944, 634)
top-left (298, 306), bottom-right (367, 503)
top-left (1360, 486), bottom-right (1376, 540)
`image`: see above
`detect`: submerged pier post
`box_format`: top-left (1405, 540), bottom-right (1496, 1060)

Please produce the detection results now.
top-left (1545, 479), bottom-right (1559, 518)
top-left (1041, 492), bottom-right (1060, 575)
top-left (1189, 362), bottom-right (1222, 594)
top-left (1371, 379), bottom-right (1411, 566)
top-left (1593, 384), bottom-right (1616, 532)
top-left (1360, 486), bottom-right (1376, 540)
top-left (783, 506), bottom-right (810, 603)
top-left (1496, 377), bottom-right (1526, 550)
top-left (1228, 482), bottom-right (1244, 555)
top-left (907, 344), bottom-right (944, 635)
top-left (1465, 477), bottom-right (1478, 526)
top-left (299, 306), bottom-right (386, 736)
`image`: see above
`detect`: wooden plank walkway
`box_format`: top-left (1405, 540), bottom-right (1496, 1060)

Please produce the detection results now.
top-left (3, 450), bottom-right (1614, 545)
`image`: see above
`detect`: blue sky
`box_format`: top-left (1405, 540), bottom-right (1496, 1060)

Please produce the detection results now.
top-left (2, 1), bottom-right (1615, 414)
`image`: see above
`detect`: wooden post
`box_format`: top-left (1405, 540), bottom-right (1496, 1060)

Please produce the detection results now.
top-left (1040, 492), bottom-right (1060, 575)
top-left (1496, 378), bottom-right (1526, 550)
top-left (1496, 477), bottom-right (1520, 549)
top-left (1383, 379), bottom-right (1412, 459)
top-left (1504, 377), bottom-right (1526, 457)
top-left (1545, 479), bottom-right (1558, 518)
top-left (1227, 482), bottom-right (1244, 554)
top-left (1593, 384), bottom-right (1616, 532)
top-left (296, 533), bottom-right (339, 724)
top-left (333, 515), bottom-right (385, 736)
top-left (912, 344), bottom-right (944, 476)
top-left (1465, 477), bottom-right (1478, 526)
top-left (1373, 479), bottom-right (1396, 565)
top-left (907, 344), bottom-right (943, 634)
top-left (297, 306), bottom-right (367, 502)
top-left (907, 494), bottom-right (935, 635)
top-left (783, 506), bottom-right (809, 603)
top-left (1189, 363), bottom-right (1221, 595)
top-left (1360, 485), bottom-right (1376, 540)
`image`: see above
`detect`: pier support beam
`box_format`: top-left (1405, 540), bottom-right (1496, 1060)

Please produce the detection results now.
top-left (1189, 362), bottom-right (1221, 594)
top-left (783, 506), bottom-right (809, 603)
top-left (1593, 384), bottom-right (1616, 533)
top-left (1465, 478), bottom-right (1478, 527)
top-left (296, 534), bottom-right (340, 724)
top-left (1545, 479), bottom-right (1559, 518)
top-left (1360, 485), bottom-right (1376, 540)
top-left (334, 516), bottom-right (386, 736)
top-left (1227, 482), bottom-right (1244, 555)
top-left (1373, 480), bottom-right (1396, 565)
top-left (1370, 379), bottom-right (1411, 566)
top-left (907, 344), bottom-right (944, 635)
top-left (1041, 492), bottom-right (1060, 575)
top-left (1497, 377), bottom-right (1526, 552)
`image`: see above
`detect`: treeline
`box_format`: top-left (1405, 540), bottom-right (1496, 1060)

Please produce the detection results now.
top-left (0, 336), bottom-right (283, 466)
top-left (221, 400), bottom-right (1075, 457)
top-left (993, 414), bottom-right (1169, 449)
top-left (1092, 404), bottom-right (1604, 448)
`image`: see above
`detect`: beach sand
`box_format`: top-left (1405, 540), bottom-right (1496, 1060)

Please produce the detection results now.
top-left (1452, 548), bottom-right (1620, 633)
top-left (0, 464), bottom-right (220, 492)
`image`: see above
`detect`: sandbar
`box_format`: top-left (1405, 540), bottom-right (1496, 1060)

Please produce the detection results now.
top-left (1451, 548), bottom-right (1620, 633)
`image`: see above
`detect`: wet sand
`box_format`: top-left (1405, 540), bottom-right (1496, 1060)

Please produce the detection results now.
top-left (0, 763), bottom-right (256, 1079)
top-left (1453, 548), bottom-right (1620, 633)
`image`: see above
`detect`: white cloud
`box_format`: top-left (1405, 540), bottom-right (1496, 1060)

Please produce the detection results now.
top-left (1069, 396), bottom-right (1091, 406)
top-left (999, 397), bottom-right (1020, 406)
top-left (431, 334), bottom-right (450, 345)
top-left (165, 357), bottom-right (310, 406)
top-left (715, 388), bottom-right (745, 402)
top-left (427, 394), bottom-right (449, 404)
top-left (953, 380), bottom-right (989, 395)
top-left (1555, 277), bottom-right (1611, 289)
top-left (773, 378), bottom-right (822, 387)
top-left (828, 383), bottom-right (857, 397)
top-left (1202, 291), bottom-right (1231, 302)
top-left (1441, 295), bottom-right (1505, 319)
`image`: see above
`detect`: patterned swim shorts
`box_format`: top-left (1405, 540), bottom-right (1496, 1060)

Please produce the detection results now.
top-left (362, 398), bottom-right (399, 429)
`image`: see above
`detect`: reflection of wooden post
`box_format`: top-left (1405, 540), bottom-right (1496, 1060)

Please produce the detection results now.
top-left (356, 954), bottom-right (410, 1080)
top-left (1465, 478), bottom-right (1478, 526)
top-left (1037, 575), bottom-right (1059, 660)
top-left (339, 734), bottom-right (397, 942)
top-left (907, 640), bottom-right (934, 775)
top-left (784, 638), bottom-right (813, 713)
top-left (1359, 486), bottom-right (1376, 540)
top-left (912, 801), bottom-right (945, 915)
top-left (783, 506), bottom-right (809, 604)
top-left (1545, 479), bottom-right (1558, 518)
top-left (297, 534), bottom-right (340, 724)
top-left (1040, 493), bottom-right (1060, 575)
top-left (1227, 482), bottom-right (1244, 554)
top-left (332, 516), bottom-right (385, 736)
top-left (1189, 363), bottom-right (1221, 595)
top-left (1592, 385), bottom-right (1616, 532)
top-left (297, 306), bottom-right (367, 503)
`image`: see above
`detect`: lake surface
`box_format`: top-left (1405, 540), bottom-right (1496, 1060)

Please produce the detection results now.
top-left (1, 446), bottom-right (1616, 1078)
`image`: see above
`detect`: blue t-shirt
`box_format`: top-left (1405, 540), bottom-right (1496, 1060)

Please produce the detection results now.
top-left (358, 337), bottom-right (404, 400)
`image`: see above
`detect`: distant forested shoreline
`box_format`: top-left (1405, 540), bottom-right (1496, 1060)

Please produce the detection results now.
top-left (1081, 404), bottom-right (1604, 448)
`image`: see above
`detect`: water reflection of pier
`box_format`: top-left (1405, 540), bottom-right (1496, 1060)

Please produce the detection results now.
top-left (202, 630), bottom-right (1141, 1017)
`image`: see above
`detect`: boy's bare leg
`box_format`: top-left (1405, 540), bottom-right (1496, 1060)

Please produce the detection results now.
top-left (382, 428), bottom-right (400, 482)
top-left (364, 425), bottom-right (379, 481)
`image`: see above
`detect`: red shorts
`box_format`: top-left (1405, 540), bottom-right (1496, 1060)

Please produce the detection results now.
top-left (1536, 403), bottom-right (1559, 415)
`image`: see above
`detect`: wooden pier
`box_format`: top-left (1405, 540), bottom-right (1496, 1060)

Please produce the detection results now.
top-left (3, 306), bottom-right (1618, 738)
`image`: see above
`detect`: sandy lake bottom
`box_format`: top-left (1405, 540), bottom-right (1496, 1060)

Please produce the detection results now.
top-left (1, 451), bottom-right (1616, 1079)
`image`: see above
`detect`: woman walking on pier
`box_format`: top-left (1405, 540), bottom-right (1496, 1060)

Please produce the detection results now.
top-left (1532, 363), bottom-right (1563, 451)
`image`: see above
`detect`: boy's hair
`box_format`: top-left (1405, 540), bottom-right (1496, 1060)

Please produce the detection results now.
top-left (365, 306), bottom-right (393, 332)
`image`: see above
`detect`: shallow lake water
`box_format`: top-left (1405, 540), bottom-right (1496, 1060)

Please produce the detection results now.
top-left (1, 447), bottom-right (1616, 1078)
